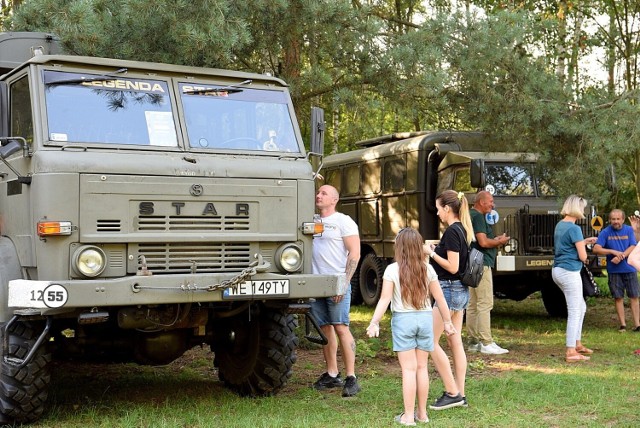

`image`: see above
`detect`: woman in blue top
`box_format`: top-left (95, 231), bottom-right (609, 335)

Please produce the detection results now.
top-left (552, 195), bottom-right (597, 363)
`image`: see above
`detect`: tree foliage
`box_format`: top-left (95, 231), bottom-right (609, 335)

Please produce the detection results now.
top-left (3, 0), bottom-right (640, 210)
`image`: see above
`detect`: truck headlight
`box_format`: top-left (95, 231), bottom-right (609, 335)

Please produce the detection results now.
top-left (275, 244), bottom-right (303, 273)
top-left (72, 246), bottom-right (106, 277)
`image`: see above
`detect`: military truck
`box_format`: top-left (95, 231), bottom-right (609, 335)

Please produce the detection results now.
top-left (0, 32), bottom-right (344, 424)
top-left (321, 131), bottom-right (601, 316)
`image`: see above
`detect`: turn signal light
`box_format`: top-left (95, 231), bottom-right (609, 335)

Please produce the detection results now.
top-left (301, 222), bottom-right (324, 235)
top-left (37, 221), bottom-right (73, 236)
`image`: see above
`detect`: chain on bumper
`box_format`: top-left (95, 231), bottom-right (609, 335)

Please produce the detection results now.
top-left (132, 255), bottom-right (271, 293)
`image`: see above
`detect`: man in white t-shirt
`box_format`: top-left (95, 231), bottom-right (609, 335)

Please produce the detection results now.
top-left (311, 185), bottom-right (361, 397)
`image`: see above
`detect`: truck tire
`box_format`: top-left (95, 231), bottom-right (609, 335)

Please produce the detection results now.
top-left (359, 253), bottom-right (384, 307)
top-left (541, 280), bottom-right (568, 318)
top-left (213, 307), bottom-right (298, 396)
top-left (0, 320), bottom-right (51, 424)
top-left (350, 266), bottom-right (363, 306)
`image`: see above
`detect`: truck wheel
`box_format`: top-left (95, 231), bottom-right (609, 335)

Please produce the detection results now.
top-left (350, 266), bottom-right (363, 306)
top-left (0, 320), bottom-right (51, 424)
top-left (359, 253), bottom-right (384, 307)
top-left (213, 307), bottom-right (298, 396)
top-left (541, 280), bottom-right (568, 318)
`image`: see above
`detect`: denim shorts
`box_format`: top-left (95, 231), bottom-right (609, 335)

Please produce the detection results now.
top-left (391, 311), bottom-right (434, 352)
top-left (609, 272), bottom-right (640, 299)
top-left (310, 286), bottom-right (351, 326)
top-left (439, 279), bottom-right (469, 311)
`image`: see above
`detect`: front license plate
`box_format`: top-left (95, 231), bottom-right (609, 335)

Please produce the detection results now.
top-left (223, 280), bottom-right (290, 299)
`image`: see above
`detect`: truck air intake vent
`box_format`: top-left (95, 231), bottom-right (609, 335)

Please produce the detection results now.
top-left (97, 219), bottom-right (122, 232)
top-left (135, 242), bottom-right (251, 273)
top-left (135, 216), bottom-right (250, 232)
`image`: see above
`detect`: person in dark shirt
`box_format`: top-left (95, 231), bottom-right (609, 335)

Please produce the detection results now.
top-left (423, 190), bottom-right (473, 410)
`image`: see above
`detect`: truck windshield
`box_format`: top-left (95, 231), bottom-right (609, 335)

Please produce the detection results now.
top-left (179, 82), bottom-right (300, 153)
top-left (484, 164), bottom-right (535, 196)
top-left (43, 71), bottom-right (178, 147)
top-left (484, 164), bottom-right (556, 197)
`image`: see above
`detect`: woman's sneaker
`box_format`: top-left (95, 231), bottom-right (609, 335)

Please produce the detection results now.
top-left (429, 392), bottom-right (465, 410)
top-left (313, 372), bottom-right (343, 390)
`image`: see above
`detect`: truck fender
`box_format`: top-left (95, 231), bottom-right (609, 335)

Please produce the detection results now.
top-left (0, 237), bottom-right (23, 322)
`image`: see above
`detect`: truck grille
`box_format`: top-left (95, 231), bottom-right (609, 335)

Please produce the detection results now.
top-left (504, 213), bottom-right (597, 255)
top-left (135, 216), bottom-right (250, 232)
top-left (136, 243), bottom-right (251, 273)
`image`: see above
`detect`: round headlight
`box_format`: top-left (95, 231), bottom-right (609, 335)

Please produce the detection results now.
top-left (73, 246), bottom-right (106, 277)
top-left (276, 244), bottom-right (303, 273)
top-left (504, 238), bottom-right (518, 255)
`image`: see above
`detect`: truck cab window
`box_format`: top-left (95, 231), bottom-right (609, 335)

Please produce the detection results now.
top-left (180, 83), bottom-right (300, 153)
top-left (43, 71), bottom-right (177, 147)
top-left (485, 164), bottom-right (534, 196)
top-left (10, 76), bottom-right (33, 143)
top-left (453, 168), bottom-right (473, 193)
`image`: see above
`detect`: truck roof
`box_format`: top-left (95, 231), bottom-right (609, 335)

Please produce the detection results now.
top-left (438, 151), bottom-right (539, 171)
top-left (324, 131), bottom-right (486, 165)
top-left (3, 52), bottom-right (289, 87)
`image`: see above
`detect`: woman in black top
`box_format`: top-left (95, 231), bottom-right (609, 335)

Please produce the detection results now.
top-left (423, 190), bottom-right (474, 409)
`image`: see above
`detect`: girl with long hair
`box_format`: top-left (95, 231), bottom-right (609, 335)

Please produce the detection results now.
top-left (423, 190), bottom-right (473, 409)
top-left (367, 228), bottom-right (455, 426)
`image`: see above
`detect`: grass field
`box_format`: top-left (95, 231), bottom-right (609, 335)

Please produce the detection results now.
top-left (30, 278), bottom-right (640, 428)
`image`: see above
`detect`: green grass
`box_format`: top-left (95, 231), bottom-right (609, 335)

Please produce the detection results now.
top-left (31, 280), bottom-right (640, 427)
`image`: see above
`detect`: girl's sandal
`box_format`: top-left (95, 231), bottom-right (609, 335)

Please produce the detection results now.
top-left (566, 354), bottom-right (590, 363)
top-left (576, 346), bottom-right (593, 355)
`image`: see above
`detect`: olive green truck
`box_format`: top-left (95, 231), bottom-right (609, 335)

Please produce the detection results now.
top-left (322, 131), bottom-right (602, 317)
top-left (0, 32), bottom-right (343, 424)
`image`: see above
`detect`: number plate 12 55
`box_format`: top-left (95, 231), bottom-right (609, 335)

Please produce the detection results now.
top-left (223, 280), bottom-right (290, 299)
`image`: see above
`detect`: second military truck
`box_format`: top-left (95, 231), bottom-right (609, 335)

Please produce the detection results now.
top-left (321, 131), bottom-right (600, 316)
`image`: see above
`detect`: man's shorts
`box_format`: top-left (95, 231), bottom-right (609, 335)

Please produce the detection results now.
top-left (608, 272), bottom-right (640, 299)
top-left (310, 286), bottom-right (351, 326)
top-left (439, 279), bottom-right (470, 311)
top-left (391, 311), bottom-right (434, 352)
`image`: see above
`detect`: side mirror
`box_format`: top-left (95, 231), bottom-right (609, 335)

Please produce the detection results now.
top-left (470, 159), bottom-right (485, 189)
top-left (310, 107), bottom-right (325, 154)
top-left (0, 139), bottom-right (22, 159)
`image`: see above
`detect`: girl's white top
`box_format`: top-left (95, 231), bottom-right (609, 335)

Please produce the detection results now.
top-left (383, 262), bottom-right (437, 312)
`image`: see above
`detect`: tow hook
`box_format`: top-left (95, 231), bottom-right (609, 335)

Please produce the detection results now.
top-left (2, 315), bottom-right (52, 369)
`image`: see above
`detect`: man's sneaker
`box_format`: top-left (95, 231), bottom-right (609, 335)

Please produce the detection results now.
top-left (462, 396), bottom-right (469, 407)
top-left (429, 392), bottom-right (465, 410)
top-left (341, 375), bottom-right (361, 397)
top-left (467, 342), bottom-right (481, 353)
top-left (313, 372), bottom-right (343, 390)
top-left (480, 342), bottom-right (509, 355)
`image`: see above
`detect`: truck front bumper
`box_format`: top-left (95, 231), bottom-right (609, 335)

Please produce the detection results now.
top-left (8, 272), bottom-right (347, 313)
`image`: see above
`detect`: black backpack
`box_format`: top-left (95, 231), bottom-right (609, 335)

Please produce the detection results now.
top-left (453, 224), bottom-right (484, 288)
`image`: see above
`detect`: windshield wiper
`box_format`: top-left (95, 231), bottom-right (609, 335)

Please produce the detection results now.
top-left (182, 79), bottom-right (252, 95)
top-left (45, 68), bottom-right (128, 86)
